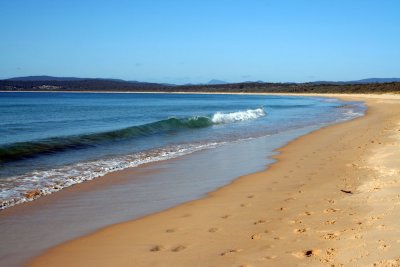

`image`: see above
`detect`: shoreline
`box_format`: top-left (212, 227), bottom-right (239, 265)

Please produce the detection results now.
top-left (1, 93), bottom-right (347, 267)
top-left (27, 94), bottom-right (400, 266)
top-left (1, 90), bottom-right (399, 96)
top-left (0, 93), bottom-right (361, 212)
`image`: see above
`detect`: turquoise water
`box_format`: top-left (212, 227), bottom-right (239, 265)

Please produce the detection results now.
top-left (0, 92), bottom-right (365, 209)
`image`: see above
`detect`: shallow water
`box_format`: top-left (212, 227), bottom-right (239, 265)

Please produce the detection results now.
top-left (0, 92), bottom-right (365, 210)
top-left (0, 126), bottom-right (324, 267)
top-left (0, 93), bottom-right (366, 266)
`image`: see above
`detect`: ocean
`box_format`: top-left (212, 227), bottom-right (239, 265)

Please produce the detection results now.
top-left (0, 92), bottom-right (365, 210)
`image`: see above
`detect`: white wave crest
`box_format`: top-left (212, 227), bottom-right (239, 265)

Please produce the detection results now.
top-left (211, 108), bottom-right (266, 124)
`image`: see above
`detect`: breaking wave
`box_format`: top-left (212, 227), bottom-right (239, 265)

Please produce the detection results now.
top-left (211, 108), bottom-right (266, 124)
top-left (0, 108), bottom-right (266, 162)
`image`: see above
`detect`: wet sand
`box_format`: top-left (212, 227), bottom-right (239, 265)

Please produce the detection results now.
top-left (27, 94), bottom-right (400, 266)
top-left (2, 120), bottom-right (315, 267)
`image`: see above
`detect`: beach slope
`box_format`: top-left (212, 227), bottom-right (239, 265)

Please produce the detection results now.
top-left (29, 94), bottom-right (400, 267)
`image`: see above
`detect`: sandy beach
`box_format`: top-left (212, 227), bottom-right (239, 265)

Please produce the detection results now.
top-left (28, 94), bottom-right (400, 267)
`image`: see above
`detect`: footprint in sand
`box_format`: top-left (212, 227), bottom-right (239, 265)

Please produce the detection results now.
top-left (370, 215), bottom-right (383, 221)
top-left (325, 247), bottom-right (336, 256)
top-left (352, 234), bottom-right (363, 239)
top-left (254, 219), bottom-right (266, 225)
top-left (251, 233), bottom-right (262, 240)
top-left (240, 203), bottom-right (251, 207)
top-left (324, 220), bottom-right (336, 225)
top-left (150, 245), bottom-right (166, 252)
top-left (294, 228), bottom-right (308, 234)
top-left (284, 197), bottom-right (296, 202)
top-left (319, 248), bottom-right (337, 264)
top-left (302, 211), bottom-right (313, 216)
top-left (264, 255), bottom-right (277, 260)
top-left (373, 259), bottom-right (400, 266)
top-left (247, 195), bottom-right (255, 199)
top-left (165, 228), bottom-right (175, 233)
top-left (220, 248), bottom-right (243, 256)
top-left (292, 249), bottom-right (316, 258)
top-left (209, 227), bottom-right (219, 233)
top-left (324, 208), bottom-right (340, 213)
top-left (289, 219), bottom-right (303, 224)
top-left (378, 240), bottom-right (391, 250)
top-left (321, 233), bottom-right (340, 240)
top-left (221, 214), bottom-right (231, 219)
top-left (171, 245), bottom-right (186, 252)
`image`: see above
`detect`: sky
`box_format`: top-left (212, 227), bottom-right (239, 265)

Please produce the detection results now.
top-left (1, 0), bottom-right (400, 84)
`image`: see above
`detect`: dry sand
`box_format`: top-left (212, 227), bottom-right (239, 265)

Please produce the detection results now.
top-left (29, 94), bottom-right (400, 267)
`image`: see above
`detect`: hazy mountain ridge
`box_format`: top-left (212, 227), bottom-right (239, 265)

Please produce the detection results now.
top-left (1, 76), bottom-right (168, 91)
top-left (1, 76), bottom-right (400, 93)
top-left (6, 76), bottom-right (87, 81)
top-left (312, 78), bottom-right (400, 85)
top-left (6, 75), bottom-right (147, 84)
top-left (4, 76), bottom-right (400, 85)
top-left (207, 79), bottom-right (228, 85)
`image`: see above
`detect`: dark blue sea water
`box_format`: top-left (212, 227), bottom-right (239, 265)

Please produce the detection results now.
top-left (0, 92), bottom-right (365, 209)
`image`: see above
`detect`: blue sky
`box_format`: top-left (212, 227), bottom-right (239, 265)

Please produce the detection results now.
top-left (1, 0), bottom-right (399, 84)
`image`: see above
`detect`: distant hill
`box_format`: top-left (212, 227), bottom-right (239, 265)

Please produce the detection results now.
top-left (6, 75), bottom-right (129, 82)
top-left (244, 80), bottom-right (265, 83)
top-left (207, 79), bottom-right (228, 85)
top-left (351, 78), bottom-right (400, 83)
top-left (5, 76), bottom-right (399, 85)
top-left (0, 76), bottom-right (169, 91)
top-left (6, 76), bottom-right (87, 81)
top-left (312, 78), bottom-right (400, 85)
top-left (1, 75), bottom-right (399, 93)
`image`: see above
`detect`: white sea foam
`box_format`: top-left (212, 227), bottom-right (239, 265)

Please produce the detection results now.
top-left (335, 107), bottom-right (365, 122)
top-left (0, 142), bottom-right (225, 210)
top-left (321, 97), bottom-right (340, 102)
top-left (211, 108), bottom-right (266, 124)
top-left (343, 109), bottom-right (364, 119)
